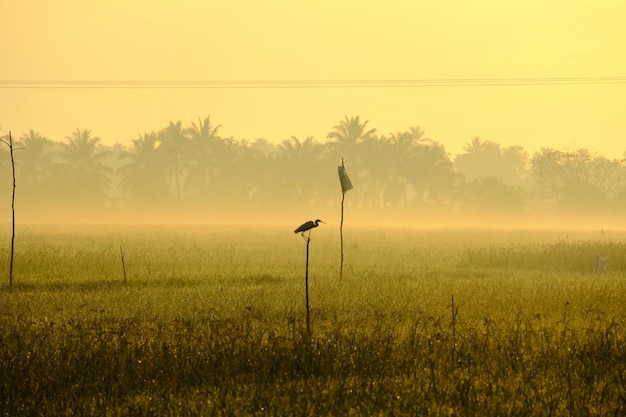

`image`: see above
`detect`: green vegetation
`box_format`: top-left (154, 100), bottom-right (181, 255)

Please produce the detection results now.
top-left (1, 226), bottom-right (625, 415)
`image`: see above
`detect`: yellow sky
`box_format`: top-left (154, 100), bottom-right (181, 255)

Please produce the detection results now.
top-left (1, 0), bottom-right (625, 157)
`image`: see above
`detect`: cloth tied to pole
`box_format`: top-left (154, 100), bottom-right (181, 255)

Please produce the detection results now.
top-left (338, 165), bottom-right (353, 193)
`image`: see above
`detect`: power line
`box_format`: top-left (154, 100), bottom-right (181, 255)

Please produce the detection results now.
top-left (1, 77), bottom-right (625, 89)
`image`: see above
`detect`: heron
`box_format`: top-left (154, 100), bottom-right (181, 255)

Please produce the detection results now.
top-left (294, 219), bottom-right (325, 239)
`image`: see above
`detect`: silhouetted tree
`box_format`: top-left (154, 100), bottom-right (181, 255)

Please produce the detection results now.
top-left (118, 132), bottom-right (169, 202)
top-left (158, 121), bottom-right (190, 199)
top-left (531, 147), bottom-right (622, 212)
top-left (275, 136), bottom-right (327, 205)
top-left (54, 129), bottom-right (112, 204)
top-left (359, 128), bottom-right (457, 208)
top-left (382, 130), bottom-right (427, 206)
top-left (608, 153), bottom-right (626, 211)
top-left (14, 130), bottom-right (54, 201)
top-left (207, 137), bottom-right (256, 203)
top-left (245, 140), bottom-right (282, 204)
top-left (358, 134), bottom-right (389, 207)
top-left (458, 176), bottom-right (525, 213)
top-left (405, 139), bottom-right (457, 206)
top-left (327, 116), bottom-right (376, 170)
top-left (185, 116), bottom-right (222, 198)
top-left (455, 137), bottom-right (529, 185)
top-left (0, 132), bottom-right (10, 197)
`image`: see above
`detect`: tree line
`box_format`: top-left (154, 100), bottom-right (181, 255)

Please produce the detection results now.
top-left (2, 116), bottom-right (626, 221)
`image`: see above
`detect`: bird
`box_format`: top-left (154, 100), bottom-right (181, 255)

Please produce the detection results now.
top-left (294, 219), bottom-right (325, 235)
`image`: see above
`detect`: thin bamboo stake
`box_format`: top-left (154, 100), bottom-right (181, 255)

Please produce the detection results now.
top-left (340, 191), bottom-right (345, 279)
top-left (305, 233), bottom-right (311, 336)
top-left (450, 294), bottom-right (459, 360)
top-left (1, 132), bottom-right (23, 288)
top-left (338, 158), bottom-right (353, 279)
top-left (120, 246), bottom-right (127, 284)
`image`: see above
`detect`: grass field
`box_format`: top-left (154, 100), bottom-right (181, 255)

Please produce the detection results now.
top-left (1, 224), bottom-right (625, 416)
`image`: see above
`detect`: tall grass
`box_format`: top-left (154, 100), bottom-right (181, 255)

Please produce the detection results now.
top-left (1, 226), bottom-right (625, 415)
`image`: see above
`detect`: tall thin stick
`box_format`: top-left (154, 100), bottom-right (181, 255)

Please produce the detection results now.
top-left (1, 131), bottom-right (21, 288)
top-left (340, 191), bottom-right (345, 279)
top-left (451, 294), bottom-right (458, 358)
top-left (338, 158), bottom-right (352, 279)
top-left (120, 246), bottom-right (127, 284)
top-left (305, 234), bottom-right (311, 336)
top-left (9, 133), bottom-right (16, 288)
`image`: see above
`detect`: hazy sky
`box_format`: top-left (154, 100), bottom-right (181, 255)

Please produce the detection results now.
top-left (2, 0), bottom-right (625, 157)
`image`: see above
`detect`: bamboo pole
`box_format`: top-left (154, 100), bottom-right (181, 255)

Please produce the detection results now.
top-left (340, 191), bottom-right (345, 279)
top-left (305, 233), bottom-right (311, 336)
top-left (1, 132), bottom-right (22, 288)
top-left (338, 158), bottom-right (352, 279)
top-left (120, 246), bottom-right (127, 284)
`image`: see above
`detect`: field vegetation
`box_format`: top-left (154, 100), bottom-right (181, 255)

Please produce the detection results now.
top-left (1, 225), bottom-right (625, 415)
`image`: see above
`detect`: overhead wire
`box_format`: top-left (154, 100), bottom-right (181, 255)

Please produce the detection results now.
top-left (1, 77), bottom-right (625, 89)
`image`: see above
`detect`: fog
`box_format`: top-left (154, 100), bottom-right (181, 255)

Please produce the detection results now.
top-left (2, 119), bottom-right (626, 231)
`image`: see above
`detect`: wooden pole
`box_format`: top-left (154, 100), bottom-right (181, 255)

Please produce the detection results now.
top-left (9, 132), bottom-right (16, 289)
top-left (339, 158), bottom-right (351, 279)
top-left (120, 246), bottom-right (127, 284)
top-left (340, 191), bottom-right (345, 279)
top-left (450, 294), bottom-right (458, 360)
top-left (305, 232), bottom-right (311, 336)
top-left (1, 132), bottom-right (20, 288)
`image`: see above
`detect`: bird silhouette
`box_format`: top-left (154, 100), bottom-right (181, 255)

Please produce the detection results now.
top-left (294, 219), bottom-right (325, 236)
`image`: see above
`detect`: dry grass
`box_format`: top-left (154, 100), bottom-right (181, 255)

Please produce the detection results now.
top-left (1, 225), bottom-right (625, 415)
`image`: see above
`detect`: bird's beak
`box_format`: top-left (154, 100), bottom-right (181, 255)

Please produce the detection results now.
top-left (320, 220), bottom-right (326, 224)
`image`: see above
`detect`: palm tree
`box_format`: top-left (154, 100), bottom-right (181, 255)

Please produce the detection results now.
top-left (185, 116), bottom-right (222, 198)
top-left (360, 129), bottom-right (430, 207)
top-left (463, 136), bottom-right (485, 154)
top-left (408, 126), bottom-right (427, 141)
top-left (275, 136), bottom-right (327, 204)
top-left (15, 130), bottom-right (54, 201)
top-left (457, 137), bottom-right (529, 185)
top-left (191, 135), bottom-right (250, 203)
top-left (16, 130), bottom-right (53, 180)
top-left (357, 134), bottom-right (390, 207)
top-left (326, 116), bottom-right (376, 167)
top-left (158, 121), bottom-right (190, 199)
top-left (457, 137), bottom-right (498, 181)
top-left (381, 131), bottom-right (418, 206)
top-left (407, 140), bottom-right (456, 205)
top-left (55, 128), bottom-right (113, 203)
top-left (189, 116), bottom-right (222, 142)
top-left (118, 132), bottom-right (169, 202)
top-left (326, 116), bottom-right (377, 207)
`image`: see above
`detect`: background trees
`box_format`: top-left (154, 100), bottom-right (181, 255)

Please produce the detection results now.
top-left (0, 132), bottom-right (11, 198)
top-left (454, 137), bottom-right (530, 186)
top-left (185, 116), bottom-right (222, 199)
top-left (157, 121), bottom-right (189, 200)
top-left (53, 129), bottom-right (112, 205)
top-left (327, 116), bottom-right (376, 174)
top-left (2, 116), bottom-right (625, 223)
top-left (118, 132), bottom-right (168, 203)
top-left (14, 130), bottom-right (54, 202)
top-left (531, 148), bottom-right (625, 212)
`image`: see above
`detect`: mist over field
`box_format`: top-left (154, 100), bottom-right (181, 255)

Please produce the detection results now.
top-left (2, 117), bottom-right (626, 230)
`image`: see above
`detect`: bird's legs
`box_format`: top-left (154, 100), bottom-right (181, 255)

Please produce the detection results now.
top-left (300, 230), bottom-right (311, 242)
